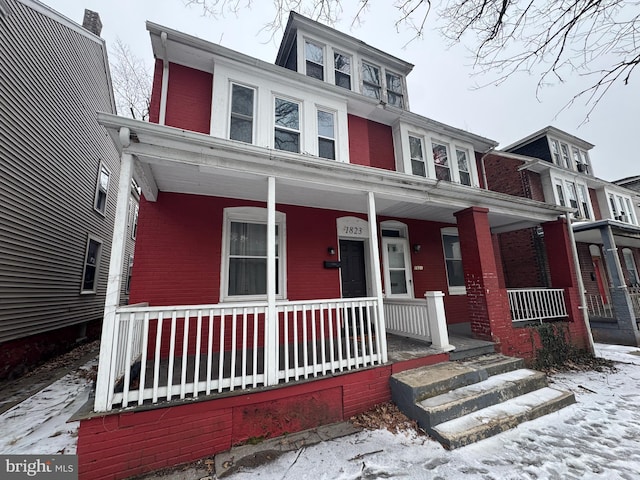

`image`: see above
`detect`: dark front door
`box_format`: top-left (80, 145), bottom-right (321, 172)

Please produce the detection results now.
top-left (340, 239), bottom-right (367, 298)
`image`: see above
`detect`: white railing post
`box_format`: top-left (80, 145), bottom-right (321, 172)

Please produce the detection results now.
top-left (94, 149), bottom-right (133, 412)
top-left (367, 192), bottom-right (387, 362)
top-left (265, 176), bottom-right (278, 385)
top-left (425, 291), bottom-right (454, 352)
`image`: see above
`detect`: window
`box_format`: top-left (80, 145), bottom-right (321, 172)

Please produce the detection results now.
top-left (381, 221), bottom-right (413, 298)
top-left (576, 184), bottom-right (591, 219)
top-left (125, 255), bottom-right (134, 294)
top-left (560, 143), bottom-right (571, 169)
top-left (362, 62), bottom-right (381, 99)
top-left (442, 229), bottom-right (465, 294)
top-left (555, 181), bottom-right (566, 206)
top-left (409, 136), bottom-right (425, 176)
top-left (94, 162), bottom-right (110, 215)
top-left (230, 84), bottom-right (255, 144)
top-left (334, 52), bottom-right (351, 89)
top-left (565, 181), bottom-right (579, 210)
top-left (550, 139), bottom-right (561, 165)
top-left (386, 71), bottom-right (404, 108)
top-left (623, 249), bottom-right (639, 286)
top-left (81, 237), bottom-right (102, 293)
top-left (222, 208), bottom-right (285, 300)
top-left (305, 40), bottom-right (324, 80)
top-left (317, 110), bottom-right (335, 160)
top-left (131, 203), bottom-right (139, 239)
top-left (456, 148), bottom-right (471, 186)
top-left (432, 142), bottom-right (451, 181)
top-left (572, 147), bottom-right (590, 173)
top-left (624, 197), bottom-right (637, 225)
top-left (274, 97), bottom-right (300, 153)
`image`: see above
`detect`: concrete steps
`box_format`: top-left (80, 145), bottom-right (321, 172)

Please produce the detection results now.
top-left (390, 354), bottom-right (575, 449)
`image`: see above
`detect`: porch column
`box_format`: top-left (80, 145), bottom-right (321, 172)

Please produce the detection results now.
top-left (94, 149), bottom-right (134, 412)
top-left (599, 224), bottom-right (640, 344)
top-left (454, 207), bottom-right (511, 345)
top-left (265, 176), bottom-right (278, 385)
top-left (367, 192), bottom-right (387, 362)
top-left (541, 218), bottom-right (592, 351)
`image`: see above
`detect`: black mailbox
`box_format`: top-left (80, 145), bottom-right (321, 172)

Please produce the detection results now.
top-left (323, 261), bottom-right (342, 269)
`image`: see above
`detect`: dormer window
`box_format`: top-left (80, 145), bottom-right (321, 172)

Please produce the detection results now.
top-left (386, 72), bottom-right (404, 108)
top-left (572, 147), bottom-right (590, 174)
top-left (362, 62), bottom-right (381, 99)
top-left (560, 143), bottom-right (571, 169)
top-left (550, 139), bottom-right (561, 165)
top-left (334, 52), bottom-right (351, 90)
top-left (305, 40), bottom-right (324, 80)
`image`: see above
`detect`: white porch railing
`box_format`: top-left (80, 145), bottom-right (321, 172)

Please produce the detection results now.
top-left (96, 297), bottom-right (385, 411)
top-left (383, 291), bottom-right (453, 351)
top-left (507, 288), bottom-right (568, 323)
top-left (586, 294), bottom-right (614, 318)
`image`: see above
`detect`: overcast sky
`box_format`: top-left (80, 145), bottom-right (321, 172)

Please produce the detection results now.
top-left (43, 0), bottom-right (639, 182)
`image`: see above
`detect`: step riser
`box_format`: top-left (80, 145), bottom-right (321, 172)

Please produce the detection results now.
top-left (432, 391), bottom-right (576, 449)
top-left (420, 373), bottom-right (549, 427)
top-left (449, 344), bottom-right (496, 361)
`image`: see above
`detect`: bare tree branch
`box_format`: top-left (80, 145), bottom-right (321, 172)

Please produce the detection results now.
top-left (110, 38), bottom-right (152, 121)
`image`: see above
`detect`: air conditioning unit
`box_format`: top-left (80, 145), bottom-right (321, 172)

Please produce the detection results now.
top-left (577, 163), bottom-right (586, 173)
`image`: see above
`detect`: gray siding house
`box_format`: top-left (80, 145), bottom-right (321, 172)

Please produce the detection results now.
top-left (0, 0), bottom-right (134, 379)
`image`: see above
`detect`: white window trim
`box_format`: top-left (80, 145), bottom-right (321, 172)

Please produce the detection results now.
top-left (333, 49), bottom-right (352, 90)
top-left (220, 207), bottom-right (287, 302)
top-left (316, 106), bottom-right (337, 161)
top-left (361, 60), bottom-right (382, 100)
top-left (303, 38), bottom-right (326, 80)
top-left (385, 70), bottom-right (405, 109)
top-left (441, 227), bottom-right (466, 295)
top-left (606, 190), bottom-right (637, 225)
top-left (273, 95), bottom-right (302, 153)
top-left (228, 81), bottom-right (257, 144)
top-left (408, 133), bottom-right (426, 177)
top-left (552, 175), bottom-right (593, 219)
top-left (431, 139), bottom-right (453, 182)
top-left (93, 161), bottom-right (111, 216)
top-left (80, 235), bottom-right (102, 294)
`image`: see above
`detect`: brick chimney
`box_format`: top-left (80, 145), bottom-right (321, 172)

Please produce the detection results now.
top-left (82, 9), bottom-right (102, 36)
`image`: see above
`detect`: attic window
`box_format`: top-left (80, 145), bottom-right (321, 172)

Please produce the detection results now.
top-left (305, 41), bottom-right (324, 80)
top-left (386, 72), bottom-right (404, 108)
top-left (362, 62), bottom-right (381, 99)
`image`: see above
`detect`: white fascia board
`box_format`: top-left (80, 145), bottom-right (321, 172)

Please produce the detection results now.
top-left (98, 113), bottom-right (569, 223)
top-left (503, 125), bottom-right (594, 152)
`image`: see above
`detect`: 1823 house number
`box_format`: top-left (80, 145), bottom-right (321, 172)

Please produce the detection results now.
top-left (342, 225), bottom-right (363, 235)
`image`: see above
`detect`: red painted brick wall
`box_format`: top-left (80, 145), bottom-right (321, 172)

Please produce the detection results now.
top-left (589, 188), bottom-right (602, 220)
top-left (347, 115), bottom-right (395, 171)
top-left (77, 353), bottom-right (447, 480)
top-left (165, 63), bottom-right (212, 134)
top-left (148, 59), bottom-right (162, 124)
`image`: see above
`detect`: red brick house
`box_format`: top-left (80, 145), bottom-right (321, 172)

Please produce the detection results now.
top-left (485, 126), bottom-right (640, 346)
top-left (78, 14), bottom-right (591, 479)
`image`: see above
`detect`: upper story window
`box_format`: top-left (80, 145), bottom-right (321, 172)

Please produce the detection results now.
top-left (409, 135), bottom-right (425, 177)
top-left (362, 62), bottom-right (381, 99)
top-left (456, 149), bottom-right (471, 186)
top-left (317, 109), bottom-right (335, 160)
top-left (94, 162), bottom-right (110, 216)
top-left (230, 83), bottom-right (255, 144)
top-left (386, 72), bottom-right (404, 108)
top-left (572, 147), bottom-right (590, 174)
top-left (576, 184), bottom-right (591, 220)
top-left (550, 139), bottom-right (561, 165)
top-left (608, 192), bottom-right (638, 224)
top-left (274, 97), bottom-right (300, 153)
top-left (432, 142), bottom-right (451, 181)
top-left (305, 40), bottom-right (324, 80)
top-left (334, 52), bottom-right (351, 90)
top-left (554, 178), bottom-right (591, 219)
top-left (559, 143), bottom-right (571, 169)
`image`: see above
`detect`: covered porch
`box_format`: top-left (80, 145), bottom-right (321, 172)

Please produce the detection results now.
top-left (94, 114), bottom-right (581, 413)
top-left (574, 220), bottom-right (640, 345)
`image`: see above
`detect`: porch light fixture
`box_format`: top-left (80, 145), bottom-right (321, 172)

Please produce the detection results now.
top-left (412, 244), bottom-right (421, 253)
top-left (328, 247), bottom-right (336, 255)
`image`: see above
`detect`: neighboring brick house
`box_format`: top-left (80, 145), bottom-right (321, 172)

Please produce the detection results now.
top-left (484, 126), bottom-right (640, 346)
top-left (0, 0), bottom-right (137, 379)
top-left (78, 14), bottom-right (591, 479)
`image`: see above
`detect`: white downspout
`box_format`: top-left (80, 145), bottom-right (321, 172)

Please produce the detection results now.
top-left (565, 212), bottom-right (596, 355)
top-left (159, 32), bottom-right (169, 126)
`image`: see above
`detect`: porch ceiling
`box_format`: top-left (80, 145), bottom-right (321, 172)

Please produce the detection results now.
top-left (99, 114), bottom-right (570, 233)
top-left (573, 220), bottom-right (640, 249)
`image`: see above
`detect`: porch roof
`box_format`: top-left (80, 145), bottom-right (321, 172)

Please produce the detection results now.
top-left (573, 220), bottom-right (640, 249)
top-left (99, 114), bottom-right (570, 233)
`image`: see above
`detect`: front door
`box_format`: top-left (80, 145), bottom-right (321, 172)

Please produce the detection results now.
top-left (381, 238), bottom-right (413, 298)
top-left (340, 239), bottom-right (367, 298)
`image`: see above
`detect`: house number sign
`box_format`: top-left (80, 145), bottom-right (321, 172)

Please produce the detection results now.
top-left (337, 217), bottom-right (369, 239)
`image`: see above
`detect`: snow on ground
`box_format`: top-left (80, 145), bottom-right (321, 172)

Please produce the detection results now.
top-left (226, 344), bottom-right (640, 480)
top-left (3, 345), bottom-right (640, 480)
top-left (0, 359), bottom-right (96, 455)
